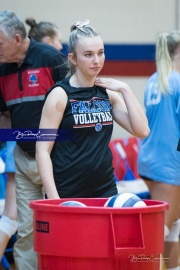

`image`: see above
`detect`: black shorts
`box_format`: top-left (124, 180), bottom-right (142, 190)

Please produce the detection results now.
top-left (177, 139), bottom-right (180, 151)
top-left (140, 175), bottom-right (153, 181)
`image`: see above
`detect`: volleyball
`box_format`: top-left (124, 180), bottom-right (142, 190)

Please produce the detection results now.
top-left (104, 193), bottom-right (147, 207)
top-left (59, 201), bottom-right (87, 207)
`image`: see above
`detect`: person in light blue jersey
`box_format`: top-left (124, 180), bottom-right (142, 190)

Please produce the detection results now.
top-left (138, 31), bottom-right (180, 270)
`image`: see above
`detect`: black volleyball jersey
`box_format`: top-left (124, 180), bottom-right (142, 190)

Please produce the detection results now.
top-left (49, 77), bottom-right (117, 198)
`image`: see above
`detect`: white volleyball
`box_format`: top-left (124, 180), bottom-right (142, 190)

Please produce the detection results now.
top-left (104, 193), bottom-right (147, 208)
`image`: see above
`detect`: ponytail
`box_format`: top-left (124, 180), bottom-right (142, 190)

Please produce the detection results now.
top-left (156, 33), bottom-right (172, 94)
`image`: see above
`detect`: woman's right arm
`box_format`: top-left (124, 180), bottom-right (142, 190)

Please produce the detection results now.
top-left (36, 87), bottom-right (67, 199)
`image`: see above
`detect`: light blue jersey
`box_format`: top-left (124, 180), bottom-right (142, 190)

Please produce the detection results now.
top-left (138, 71), bottom-right (180, 185)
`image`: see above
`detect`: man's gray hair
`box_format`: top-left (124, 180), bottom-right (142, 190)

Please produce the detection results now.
top-left (0, 10), bottom-right (27, 40)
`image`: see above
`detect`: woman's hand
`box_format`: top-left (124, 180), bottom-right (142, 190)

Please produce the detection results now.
top-left (95, 77), bottom-right (130, 93)
top-left (95, 77), bottom-right (150, 139)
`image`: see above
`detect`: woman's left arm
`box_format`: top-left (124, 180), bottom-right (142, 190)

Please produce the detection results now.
top-left (95, 78), bottom-right (150, 138)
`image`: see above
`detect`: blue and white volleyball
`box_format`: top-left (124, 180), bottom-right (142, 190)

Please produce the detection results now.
top-left (59, 201), bottom-right (87, 207)
top-left (104, 193), bottom-right (147, 208)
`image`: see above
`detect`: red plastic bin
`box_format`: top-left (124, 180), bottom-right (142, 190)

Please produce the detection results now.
top-left (30, 198), bottom-right (168, 270)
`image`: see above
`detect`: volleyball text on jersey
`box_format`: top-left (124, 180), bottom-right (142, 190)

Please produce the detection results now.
top-left (69, 97), bottom-right (113, 130)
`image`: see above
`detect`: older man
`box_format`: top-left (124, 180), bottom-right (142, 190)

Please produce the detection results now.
top-left (0, 10), bottom-right (68, 270)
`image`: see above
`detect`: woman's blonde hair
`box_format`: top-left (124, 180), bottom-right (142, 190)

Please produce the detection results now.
top-left (67, 20), bottom-right (100, 77)
top-left (156, 31), bottom-right (180, 93)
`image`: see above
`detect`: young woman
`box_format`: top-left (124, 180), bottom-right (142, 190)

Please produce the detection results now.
top-left (138, 31), bottom-right (180, 270)
top-left (36, 20), bottom-right (149, 199)
top-left (26, 17), bottom-right (63, 51)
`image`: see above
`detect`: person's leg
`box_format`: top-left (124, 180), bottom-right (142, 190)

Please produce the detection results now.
top-left (143, 179), bottom-right (153, 194)
top-left (3, 173), bottom-right (17, 219)
top-left (149, 181), bottom-right (180, 270)
top-left (0, 230), bottom-right (10, 261)
top-left (0, 172), bottom-right (18, 260)
top-left (164, 242), bottom-right (180, 270)
top-left (164, 219), bottom-right (180, 270)
top-left (0, 141), bottom-right (17, 260)
top-left (13, 146), bottom-right (43, 270)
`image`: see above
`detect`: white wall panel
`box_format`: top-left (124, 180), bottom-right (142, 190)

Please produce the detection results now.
top-left (1, 0), bottom-right (178, 42)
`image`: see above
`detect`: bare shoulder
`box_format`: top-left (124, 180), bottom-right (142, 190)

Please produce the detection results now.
top-left (48, 86), bottom-right (67, 99)
top-left (44, 86), bottom-right (67, 113)
top-left (46, 86), bottom-right (67, 105)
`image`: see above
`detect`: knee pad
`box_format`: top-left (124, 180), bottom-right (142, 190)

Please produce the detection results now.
top-left (165, 219), bottom-right (180, 242)
top-left (0, 215), bottom-right (18, 237)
